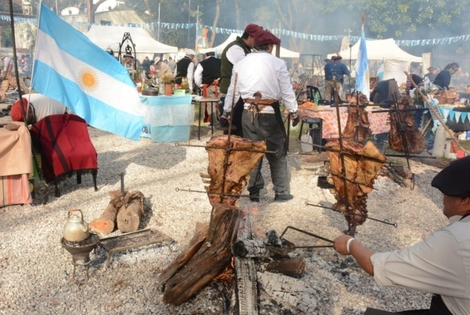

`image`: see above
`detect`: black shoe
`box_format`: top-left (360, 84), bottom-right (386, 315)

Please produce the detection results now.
top-left (274, 192), bottom-right (293, 202)
top-left (249, 196), bottom-right (260, 202)
top-left (249, 190), bottom-right (260, 202)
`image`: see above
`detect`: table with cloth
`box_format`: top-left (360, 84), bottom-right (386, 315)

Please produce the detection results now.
top-left (298, 106), bottom-right (390, 139)
top-left (140, 95), bottom-right (194, 142)
top-left (0, 122), bottom-right (33, 207)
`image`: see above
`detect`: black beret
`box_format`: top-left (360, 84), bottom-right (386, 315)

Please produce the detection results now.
top-left (431, 156), bottom-right (470, 197)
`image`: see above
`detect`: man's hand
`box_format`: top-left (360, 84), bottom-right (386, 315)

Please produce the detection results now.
top-left (220, 111), bottom-right (231, 127)
top-left (290, 110), bottom-right (300, 127)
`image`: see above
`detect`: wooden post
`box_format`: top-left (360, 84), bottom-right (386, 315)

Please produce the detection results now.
top-left (162, 203), bottom-right (241, 306)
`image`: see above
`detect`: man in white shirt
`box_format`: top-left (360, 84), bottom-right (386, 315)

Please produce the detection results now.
top-left (219, 23), bottom-right (264, 136)
top-left (333, 156), bottom-right (470, 314)
top-left (223, 30), bottom-right (298, 202)
top-left (10, 93), bottom-right (72, 124)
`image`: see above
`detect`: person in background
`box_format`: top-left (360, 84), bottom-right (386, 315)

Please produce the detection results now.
top-left (176, 49), bottom-right (196, 94)
top-left (424, 66), bottom-right (438, 83)
top-left (141, 56), bottom-right (151, 74)
top-left (1, 55), bottom-right (29, 102)
top-left (433, 62), bottom-right (459, 90)
top-left (324, 55), bottom-right (350, 104)
top-left (154, 57), bottom-right (172, 78)
top-left (194, 50), bottom-right (221, 125)
top-left (405, 74), bottom-right (423, 96)
top-left (333, 156), bottom-right (470, 315)
top-left (219, 23), bottom-right (264, 136)
top-left (122, 53), bottom-right (135, 76)
top-left (289, 62), bottom-right (305, 85)
top-left (222, 30), bottom-right (298, 202)
top-left (10, 93), bottom-right (72, 124)
top-left (168, 56), bottom-right (177, 73)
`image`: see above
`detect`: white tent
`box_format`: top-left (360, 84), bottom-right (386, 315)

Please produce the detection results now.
top-left (85, 25), bottom-right (178, 60)
top-left (328, 38), bottom-right (422, 85)
top-left (200, 33), bottom-right (300, 58)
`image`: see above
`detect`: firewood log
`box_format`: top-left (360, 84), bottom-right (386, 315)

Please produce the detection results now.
top-left (162, 203), bottom-right (241, 305)
top-left (158, 222), bottom-right (209, 287)
top-left (116, 191), bottom-right (145, 233)
top-left (89, 190), bottom-right (121, 235)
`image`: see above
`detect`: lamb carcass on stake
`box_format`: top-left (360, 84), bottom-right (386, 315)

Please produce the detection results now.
top-left (204, 135), bottom-right (266, 206)
top-left (342, 101), bottom-right (372, 142)
top-left (388, 97), bottom-right (426, 154)
top-left (326, 139), bottom-right (386, 233)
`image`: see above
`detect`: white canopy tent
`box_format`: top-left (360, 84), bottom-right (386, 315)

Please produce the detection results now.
top-left (200, 33), bottom-right (300, 58)
top-left (328, 38), bottom-right (422, 85)
top-left (85, 25), bottom-right (178, 60)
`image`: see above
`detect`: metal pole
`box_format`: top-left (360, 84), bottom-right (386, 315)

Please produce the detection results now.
top-left (157, 2), bottom-right (160, 41)
top-left (7, 0), bottom-right (24, 106)
top-left (55, 0), bottom-right (58, 14)
top-left (187, 0), bottom-right (191, 48)
top-left (194, 5), bottom-right (199, 50)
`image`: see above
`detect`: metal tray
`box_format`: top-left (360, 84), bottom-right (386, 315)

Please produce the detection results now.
top-left (98, 228), bottom-right (172, 267)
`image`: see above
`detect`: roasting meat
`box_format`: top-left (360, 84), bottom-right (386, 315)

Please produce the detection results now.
top-left (342, 105), bottom-right (372, 142)
top-left (326, 139), bottom-right (386, 226)
top-left (388, 97), bottom-right (426, 154)
top-left (205, 135), bottom-right (266, 206)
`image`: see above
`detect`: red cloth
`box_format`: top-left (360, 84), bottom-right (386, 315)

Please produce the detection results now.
top-left (30, 114), bottom-right (97, 183)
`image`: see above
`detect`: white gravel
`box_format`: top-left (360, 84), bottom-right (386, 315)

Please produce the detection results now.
top-left (0, 97), bottom-right (448, 314)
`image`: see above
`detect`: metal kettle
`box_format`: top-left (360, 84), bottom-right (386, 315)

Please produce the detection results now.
top-left (63, 209), bottom-right (90, 242)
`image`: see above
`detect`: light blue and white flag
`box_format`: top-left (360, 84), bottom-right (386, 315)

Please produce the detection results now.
top-left (32, 4), bottom-right (146, 141)
top-left (355, 24), bottom-right (370, 99)
top-left (376, 58), bottom-right (384, 81)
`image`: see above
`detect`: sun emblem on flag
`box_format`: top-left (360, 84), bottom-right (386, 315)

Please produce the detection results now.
top-left (78, 68), bottom-right (99, 92)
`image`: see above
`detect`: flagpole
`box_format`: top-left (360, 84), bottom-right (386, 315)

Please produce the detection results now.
top-left (7, 0), bottom-right (27, 122)
top-left (194, 5), bottom-right (199, 50)
top-left (157, 2), bottom-right (161, 41)
top-left (28, 3), bottom-right (44, 110)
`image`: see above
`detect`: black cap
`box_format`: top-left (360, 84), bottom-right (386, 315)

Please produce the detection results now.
top-left (431, 156), bottom-right (470, 197)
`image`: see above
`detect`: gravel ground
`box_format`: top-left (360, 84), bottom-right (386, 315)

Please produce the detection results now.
top-left (0, 93), bottom-right (448, 315)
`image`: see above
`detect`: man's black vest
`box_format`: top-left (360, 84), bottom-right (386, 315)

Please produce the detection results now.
top-left (220, 37), bottom-right (251, 93)
top-left (200, 57), bottom-right (221, 85)
top-left (176, 56), bottom-right (192, 84)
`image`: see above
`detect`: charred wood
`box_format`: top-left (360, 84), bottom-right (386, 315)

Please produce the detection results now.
top-left (161, 203), bottom-right (241, 306)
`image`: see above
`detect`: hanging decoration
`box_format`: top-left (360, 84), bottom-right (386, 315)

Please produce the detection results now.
top-left (1, 14), bottom-right (469, 47)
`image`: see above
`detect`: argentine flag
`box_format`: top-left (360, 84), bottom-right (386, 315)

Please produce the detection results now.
top-left (32, 4), bottom-right (146, 141)
top-left (355, 24), bottom-right (370, 99)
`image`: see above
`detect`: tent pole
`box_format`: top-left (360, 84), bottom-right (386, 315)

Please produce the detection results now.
top-left (157, 2), bottom-right (160, 41)
top-left (194, 5), bottom-right (199, 50)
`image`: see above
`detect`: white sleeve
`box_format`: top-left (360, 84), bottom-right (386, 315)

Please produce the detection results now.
top-left (194, 64), bottom-right (203, 88)
top-left (371, 229), bottom-right (466, 297)
top-left (226, 46), bottom-right (247, 65)
top-left (224, 65), bottom-right (240, 113)
top-left (277, 60), bottom-right (298, 112)
top-left (187, 62), bottom-right (195, 90)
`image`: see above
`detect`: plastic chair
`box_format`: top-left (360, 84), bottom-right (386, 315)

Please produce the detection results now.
top-left (306, 85), bottom-right (322, 102)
